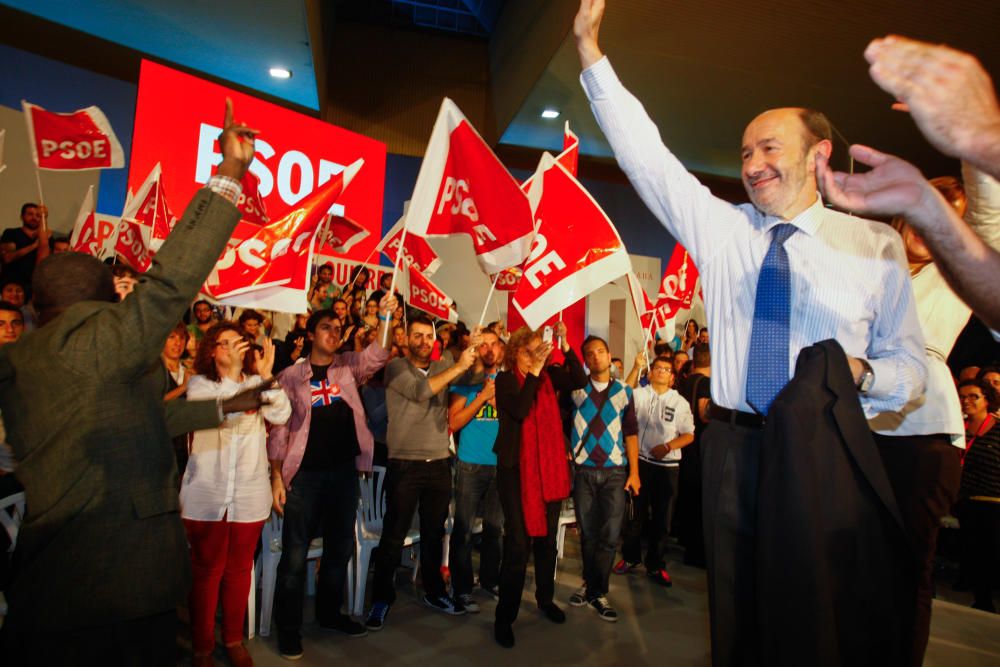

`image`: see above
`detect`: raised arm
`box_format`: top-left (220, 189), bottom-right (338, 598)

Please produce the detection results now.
top-left (818, 145), bottom-right (1000, 331)
top-left (449, 379), bottom-right (495, 432)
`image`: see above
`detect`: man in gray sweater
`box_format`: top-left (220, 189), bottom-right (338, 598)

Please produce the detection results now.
top-left (366, 315), bottom-right (479, 629)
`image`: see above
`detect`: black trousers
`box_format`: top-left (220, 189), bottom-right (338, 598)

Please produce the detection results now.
top-left (372, 458), bottom-right (452, 604)
top-left (957, 500), bottom-right (1000, 612)
top-left (701, 420), bottom-right (763, 667)
top-left (676, 439), bottom-right (705, 566)
top-left (873, 432), bottom-right (962, 667)
top-left (621, 460), bottom-right (679, 570)
top-left (495, 465), bottom-right (559, 626)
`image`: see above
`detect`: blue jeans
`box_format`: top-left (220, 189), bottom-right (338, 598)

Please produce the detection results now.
top-left (449, 461), bottom-right (503, 595)
top-left (573, 465), bottom-right (628, 598)
top-left (274, 463), bottom-right (359, 637)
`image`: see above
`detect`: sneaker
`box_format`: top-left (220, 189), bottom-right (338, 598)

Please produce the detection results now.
top-left (422, 593), bottom-right (467, 615)
top-left (568, 586), bottom-right (588, 607)
top-left (480, 583), bottom-right (500, 601)
top-left (320, 613), bottom-right (369, 637)
top-left (365, 601), bottom-right (391, 631)
top-left (613, 559), bottom-right (639, 575)
top-left (588, 595), bottom-right (618, 622)
top-left (457, 593), bottom-right (480, 613)
top-left (277, 632), bottom-right (304, 660)
top-left (648, 568), bottom-right (673, 587)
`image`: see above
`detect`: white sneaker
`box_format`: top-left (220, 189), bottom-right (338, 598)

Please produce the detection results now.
top-left (457, 593), bottom-right (480, 613)
top-left (568, 586), bottom-right (587, 607)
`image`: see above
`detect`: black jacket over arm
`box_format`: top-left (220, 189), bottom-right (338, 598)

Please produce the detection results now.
top-left (756, 339), bottom-right (910, 667)
top-left (493, 349), bottom-right (587, 469)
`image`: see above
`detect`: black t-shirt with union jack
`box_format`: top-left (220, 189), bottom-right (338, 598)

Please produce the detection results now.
top-left (300, 363), bottom-right (360, 470)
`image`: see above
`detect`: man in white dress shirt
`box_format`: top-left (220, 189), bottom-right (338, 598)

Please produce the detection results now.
top-left (573, 2), bottom-right (926, 664)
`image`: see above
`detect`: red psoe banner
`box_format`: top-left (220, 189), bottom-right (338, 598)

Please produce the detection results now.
top-left (404, 98), bottom-right (533, 274)
top-left (129, 60), bottom-right (385, 262)
top-left (376, 217), bottom-right (442, 276)
top-left (121, 163), bottom-right (177, 253)
top-left (512, 153), bottom-right (632, 330)
top-left (655, 243), bottom-right (700, 319)
top-left (407, 264), bottom-right (458, 323)
top-left (320, 214), bottom-right (370, 255)
top-left (22, 101), bottom-right (124, 171)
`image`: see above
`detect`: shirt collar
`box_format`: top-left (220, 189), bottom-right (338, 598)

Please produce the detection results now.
top-left (759, 193), bottom-right (826, 238)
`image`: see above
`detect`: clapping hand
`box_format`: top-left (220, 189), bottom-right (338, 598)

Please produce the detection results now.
top-left (255, 338), bottom-right (276, 381)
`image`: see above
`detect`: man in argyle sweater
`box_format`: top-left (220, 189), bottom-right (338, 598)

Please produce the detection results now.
top-left (567, 335), bottom-right (641, 622)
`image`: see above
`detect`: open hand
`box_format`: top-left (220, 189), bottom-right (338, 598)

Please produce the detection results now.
top-left (255, 338), bottom-right (276, 380)
top-left (574, 0), bottom-right (606, 69)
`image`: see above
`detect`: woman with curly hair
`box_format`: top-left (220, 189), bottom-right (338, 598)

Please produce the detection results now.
top-left (181, 323), bottom-right (291, 666)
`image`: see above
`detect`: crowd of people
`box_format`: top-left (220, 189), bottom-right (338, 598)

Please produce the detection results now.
top-left (1, 2), bottom-right (1000, 665)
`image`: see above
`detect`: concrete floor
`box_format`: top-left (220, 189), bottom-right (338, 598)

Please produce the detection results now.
top-left (191, 530), bottom-right (1000, 666)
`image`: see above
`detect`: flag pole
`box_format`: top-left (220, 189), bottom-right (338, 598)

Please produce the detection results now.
top-left (33, 169), bottom-right (48, 234)
top-left (477, 271), bottom-right (501, 328)
top-left (382, 225), bottom-right (409, 347)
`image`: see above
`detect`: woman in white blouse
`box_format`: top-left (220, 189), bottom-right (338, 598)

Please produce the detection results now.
top-left (181, 323), bottom-right (291, 667)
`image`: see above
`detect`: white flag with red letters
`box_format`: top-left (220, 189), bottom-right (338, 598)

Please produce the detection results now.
top-left (21, 101), bottom-right (124, 170)
top-left (404, 98), bottom-right (534, 274)
top-left (512, 153), bottom-right (631, 330)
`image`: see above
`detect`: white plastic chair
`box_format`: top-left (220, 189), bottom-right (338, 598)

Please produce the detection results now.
top-left (351, 466), bottom-right (420, 616)
top-left (256, 512), bottom-right (327, 637)
top-left (554, 498), bottom-right (577, 579)
top-left (0, 491), bottom-right (25, 622)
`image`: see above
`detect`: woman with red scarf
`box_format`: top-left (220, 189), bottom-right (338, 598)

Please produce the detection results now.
top-left (493, 322), bottom-right (587, 648)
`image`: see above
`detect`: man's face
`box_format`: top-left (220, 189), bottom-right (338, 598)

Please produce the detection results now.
top-left (408, 323), bottom-right (436, 362)
top-left (959, 385), bottom-right (988, 418)
top-left (583, 340), bottom-right (611, 374)
top-left (21, 205), bottom-right (41, 231)
top-left (318, 266), bottom-right (332, 284)
top-left (393, 326), bottom-right (407, 348)
top-left (242, 318), bottom-right (261, 339)
top-left (0, 309), bottom-right (25, 345)
top-left (983, 372), bottom-right (1000, 393)
top-left (163, 330), bottom-right (186, 361)
top-left (53, 240), bottom-right (70, 254)
top-left (698, 330), bottom-right (709, 344)
top-left (478, 333), bottom-right (502, 368)
top-left (741, 109), bottom-right (818, 219)
top-left (1, 284), bottom-right (24, 307)
top-left (193, 303), bottom-right (213, 324)
top-left (333, 301), bottom-right (347, 320)
top-left (650, 360), bottom-right (674, 387)
top-left (673, 352), bottom-right (688, 372)
top-left (309, 316), bottom-right (343, 357)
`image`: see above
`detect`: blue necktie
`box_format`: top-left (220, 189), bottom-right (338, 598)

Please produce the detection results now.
top-left (746, 224), bottom-right (797, 416)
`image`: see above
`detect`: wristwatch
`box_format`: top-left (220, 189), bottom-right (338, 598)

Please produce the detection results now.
top-left (856, 358), bottom-right (875, 393)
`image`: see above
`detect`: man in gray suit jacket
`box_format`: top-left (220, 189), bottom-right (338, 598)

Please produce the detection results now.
top-left (0, 101), bottom-right (257, 665)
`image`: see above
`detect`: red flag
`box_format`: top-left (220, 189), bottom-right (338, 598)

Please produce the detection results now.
top-left (376, 217), bottom-right (442, 276)
top-left (21, 101), bottom-right (124, 170)
top-left (488, 266), bottom-right (523, 292)
top-left (512, 153), bottom-right (631, 330)
top-left (319, 214), bottom-right (370, 255)
top-left (69, 186), bottom-right (120, 258)
top-left (237, 170), bottom-right (269, 225)
top-left (407, 264), bottom-right (457, 323)
top-left (521, 122), bottom-right (579, 192)
top-left (653, 244), bottom-right (700, 323)
top-left (203, 159), bottom-right (363, 312)
top-left (114, 219), bottom-right (153, 271)
top-left (405, 98), bottom-right (533, 273)
top-left (121, 163), bottom-right (177, 251)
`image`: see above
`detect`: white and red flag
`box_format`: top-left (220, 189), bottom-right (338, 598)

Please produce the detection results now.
top-left (69, 186), bottom-right (119, 258)
top-left (625, 272), bottom-right (658, 333)
top-left (651, 244), bottom-right (700, 326)
top-left (406, 264), bottom-right (458, 323)
top-left (121, 163), bottom-right (177, 253)
top-left (21, 101), bottom-right (124, 170)
top-left (237, 170), bottom-right (269, 226)
top-left (521, 121), bottom-right (579, 191)
top-left (376, 217), bottom-right (442, 276)
top-left (512, 152), bottom-right (632, 330)
top-left (114, 220), bottom-right (153, 271)
top-left (202, 158), bottom-right (363, 312)
top-left (404, 98), bottom-right (534, 273)
top-left (317, 214), bottom-right (370, 255)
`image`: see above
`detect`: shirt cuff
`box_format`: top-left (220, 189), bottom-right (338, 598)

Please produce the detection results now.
top-left (580, 55), bottom-right (617, 101)
top-left (866, 357), bottom-right (898, 399)
top-left (207, 174), bottom-right (243, 205)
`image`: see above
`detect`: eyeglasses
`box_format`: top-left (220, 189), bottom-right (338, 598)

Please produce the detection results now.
top-left (651, 366), bottom-right (672, 373)
top-left (960, 394), bottom-right (984, 401)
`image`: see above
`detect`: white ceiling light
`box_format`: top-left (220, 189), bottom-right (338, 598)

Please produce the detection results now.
top-left (269, 67), bottom-right (292, 79)
top-left (541, 109), bottom-right (560, 119)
